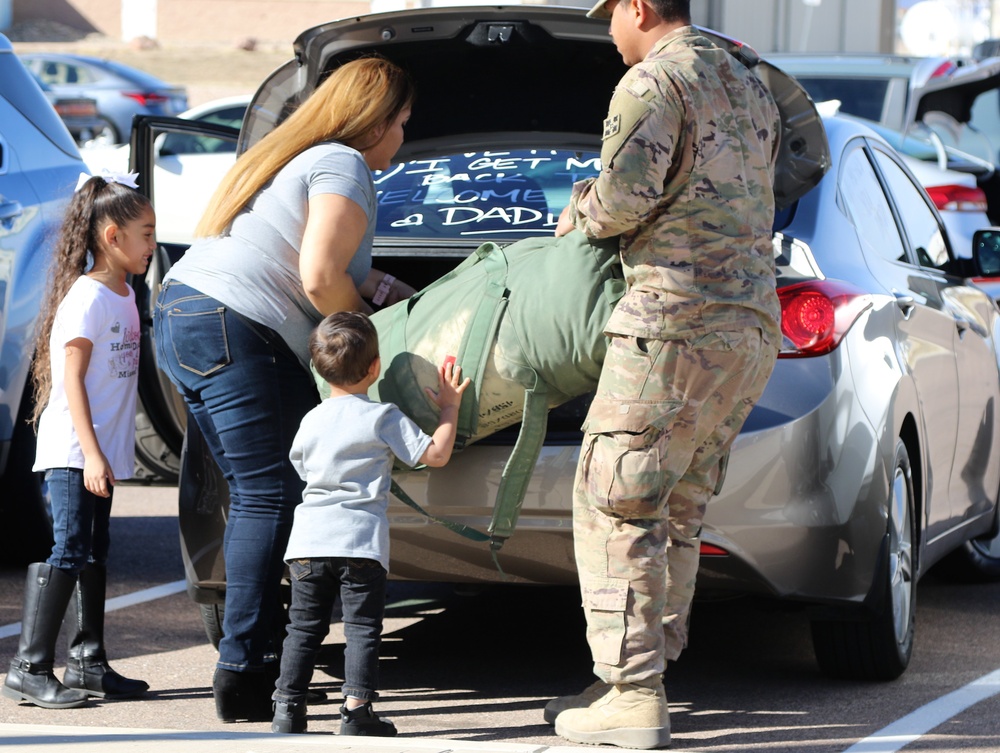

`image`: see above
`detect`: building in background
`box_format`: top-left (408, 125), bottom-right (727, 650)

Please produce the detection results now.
top-left (5, 0), bottom-right (1000, 55)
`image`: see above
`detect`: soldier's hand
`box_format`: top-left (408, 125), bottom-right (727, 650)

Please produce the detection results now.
top-left (554, 206), bottom-right (575, 237)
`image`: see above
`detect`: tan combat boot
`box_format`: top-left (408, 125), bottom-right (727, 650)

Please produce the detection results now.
top-left (543, 679), bottom-right (612, 724)
top-left (554, 678), bottom-right (670, 749)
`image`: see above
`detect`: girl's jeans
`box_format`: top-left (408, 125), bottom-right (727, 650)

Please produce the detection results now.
top-left (274, 557), bottom-right (387, 703)
top-left (45, 468), bottom-right (112, 574)
top-left (154, 281), bottom-right (319, 672)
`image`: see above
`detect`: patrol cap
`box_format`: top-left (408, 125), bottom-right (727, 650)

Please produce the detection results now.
top-left (587, 0), bottom-right (614, 19)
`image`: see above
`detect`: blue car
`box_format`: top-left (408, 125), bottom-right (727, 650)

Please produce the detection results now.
top-left (0, 35), bottom-right (88, 562)
top-left (18, 52), bottom-right (188, 145)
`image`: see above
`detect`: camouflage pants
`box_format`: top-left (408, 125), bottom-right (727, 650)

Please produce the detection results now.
top-left (573, 328), bottom-right (777, 684)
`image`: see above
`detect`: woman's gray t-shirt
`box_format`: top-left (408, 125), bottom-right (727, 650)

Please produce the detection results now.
top-left (164, 142), bottom-right (376, 369)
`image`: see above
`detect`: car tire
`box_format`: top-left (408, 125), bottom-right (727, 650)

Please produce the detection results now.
top-left (95, 117), bottom-right (120, 145)
top-left (0, 386), bottom-right (54, 565)
top-left (810, 439), bottom-right (916, 680)
top-left (937, 525), bottom-right (1000, 582)
top-left (197, 597), bottom-right (291, 652)
top-left (200, 603), bottom-right (225, 649)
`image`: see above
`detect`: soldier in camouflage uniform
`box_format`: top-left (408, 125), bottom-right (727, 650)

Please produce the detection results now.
top-left (545, 0), bottom-right (782, 748)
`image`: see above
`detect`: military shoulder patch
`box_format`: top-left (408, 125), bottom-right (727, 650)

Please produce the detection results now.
top-left (603, 113), bottom-right (621, 140)
top-left (601, 81), bottom-right (656, 168)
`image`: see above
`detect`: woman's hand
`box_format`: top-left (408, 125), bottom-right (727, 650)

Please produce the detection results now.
top-left (361, 269), bottom-right (417, 308)
top-left (384, 277), bottom-right (417, 306)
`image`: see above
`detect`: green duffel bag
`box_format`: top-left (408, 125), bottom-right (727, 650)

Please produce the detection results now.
top-left (314, 230), bottom-right (624, 554)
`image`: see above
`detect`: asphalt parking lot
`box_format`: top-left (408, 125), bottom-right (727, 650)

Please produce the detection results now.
top-left (1, 482), bottom-right (999, 752)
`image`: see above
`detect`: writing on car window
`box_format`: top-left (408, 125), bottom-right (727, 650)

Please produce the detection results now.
top-left (374, 149), bottom-right (602, 239)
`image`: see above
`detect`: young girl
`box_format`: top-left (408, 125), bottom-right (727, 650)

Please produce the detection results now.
top-left (2, 173), bottom-right (156, 709)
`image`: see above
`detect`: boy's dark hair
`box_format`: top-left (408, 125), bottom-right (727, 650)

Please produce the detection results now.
top-left (310, 311), bottom-right (380, 387)
top-left (645, 0), bottom-right (691, 23)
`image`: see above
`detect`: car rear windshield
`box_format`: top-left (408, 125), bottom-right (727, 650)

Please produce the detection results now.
top-left (374, 148), bottom-right (602, 241)
top-left (793, 76), bottom-right (890, 122)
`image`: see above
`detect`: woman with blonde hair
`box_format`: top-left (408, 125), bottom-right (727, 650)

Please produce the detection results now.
top-left (152, 55), bottom-right (416, 723)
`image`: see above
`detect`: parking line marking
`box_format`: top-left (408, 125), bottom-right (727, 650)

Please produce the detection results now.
top-left (843, 667), bottom-right (1000, 752)
top-left (0, 579), bottom-right (186, 640)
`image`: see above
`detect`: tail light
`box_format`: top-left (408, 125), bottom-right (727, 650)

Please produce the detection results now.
top-left (929, 61), bottom-right (958, 79)
top-left (54, 100), bottom-right (98, 118)
top-left (122, 91), bottom-right (169, 106)
top-left (700, 542), bottom-right (728, 556)
top-left (925, 184), bottom-right (989, 213)
top-left (778, 280), bottom-right (872, 357)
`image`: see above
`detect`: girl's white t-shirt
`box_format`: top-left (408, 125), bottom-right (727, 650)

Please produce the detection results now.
top-left (33, 275), bottom-right (141, 479)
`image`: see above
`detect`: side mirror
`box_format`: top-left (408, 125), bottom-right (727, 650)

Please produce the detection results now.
top-left (973, 228), bottom-right (1000, 276)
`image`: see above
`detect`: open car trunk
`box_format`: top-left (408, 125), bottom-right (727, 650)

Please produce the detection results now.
top-left (126, 5), bottom-right (829, 602)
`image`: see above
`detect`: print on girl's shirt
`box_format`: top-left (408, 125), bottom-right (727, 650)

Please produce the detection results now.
top-left (108, 322), bottom-right (141, 379)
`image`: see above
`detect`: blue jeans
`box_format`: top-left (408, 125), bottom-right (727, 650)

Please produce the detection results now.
top-left (274, 557), bottom-right (387, 703)
top-left (45, 468), bottom-right (112, 574)
top-left (153, 281), bottom-right (319, 672)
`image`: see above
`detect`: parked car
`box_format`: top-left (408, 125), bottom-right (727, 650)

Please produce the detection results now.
top-left (18, 52), bottom-right (188, 145)
top-left (0, 34), bottom-right (89, 563)
top-left (764, 52), bottom-right (961, 131)
top-left (126, 7), bottom-right (1000, 681)
top-left (83, 95), bottom-right (250, 246)
top-left (26, 69), bottom-right (105, 146)
top-left (768, 52), bottom-right (1000, 225)
top-left (824, 104), bottom-right (997, 257)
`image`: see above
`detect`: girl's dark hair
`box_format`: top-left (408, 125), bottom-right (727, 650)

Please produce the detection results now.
top-left (310, 312), bottom-right (380, 387)
top-left (30, 176), bottom-right (153, 426)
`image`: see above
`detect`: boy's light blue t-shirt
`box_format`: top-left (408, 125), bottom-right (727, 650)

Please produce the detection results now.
top-left (285, 394), bottom-right (432, 572)
top-left (164, 142), bottom-right (376, 370)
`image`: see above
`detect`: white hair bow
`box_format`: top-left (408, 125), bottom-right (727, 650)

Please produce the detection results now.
top-left (75, 169), bottom-right (141, 192)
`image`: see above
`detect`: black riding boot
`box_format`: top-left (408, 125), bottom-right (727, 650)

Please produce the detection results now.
top-left (62, 564), bottom-right (149, 699)
top-left (2, 563), bottom-right (89, 709)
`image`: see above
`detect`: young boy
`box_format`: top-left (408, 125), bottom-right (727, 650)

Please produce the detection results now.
top-left (271, 311), bottom-right (470, 736)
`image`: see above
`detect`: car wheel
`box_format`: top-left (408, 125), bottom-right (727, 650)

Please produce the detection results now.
top-left (200, 603), bottom-right (225, 649)
top-left (810, 439), bottom-right (916, 680)
top-left (197, 596), bottom-right (291, 652)
top-left (938, 524), bottom-right (1000, 582)
top-left (0, 386), bottom-right (54, 564)
top-left (94, 117), bottom-right (119, 145)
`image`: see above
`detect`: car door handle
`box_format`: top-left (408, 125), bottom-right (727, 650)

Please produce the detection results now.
top-left (0, 196), bottom-right (24, 228)
top-left (894, 292), bottom-right (915, 318)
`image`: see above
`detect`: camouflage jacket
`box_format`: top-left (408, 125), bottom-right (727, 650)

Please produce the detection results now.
top-left (568, 26), bottom-right (782, 345)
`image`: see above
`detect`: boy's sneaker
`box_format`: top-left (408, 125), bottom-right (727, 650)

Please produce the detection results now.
top-left (339, 701), bottom-right (398, 737)
top-left (272, 698), bottom-right (307, 734)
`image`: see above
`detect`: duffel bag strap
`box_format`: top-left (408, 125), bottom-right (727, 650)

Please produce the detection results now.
top-left (386, 372), bottom-right (547, 575)
top-left (389, 478), bottom-right (491, 543)
top-left (454, 243), bottom-right (510, 440)
top-left (488, 375), bottom-right (548, 551)
top-left (389, 478), bottom-right (509, 577)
